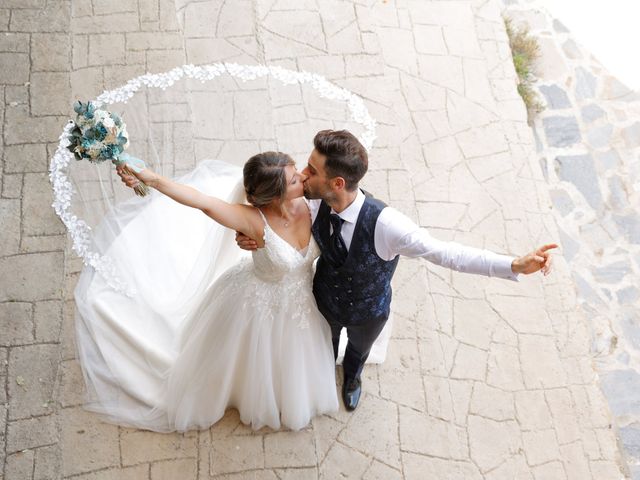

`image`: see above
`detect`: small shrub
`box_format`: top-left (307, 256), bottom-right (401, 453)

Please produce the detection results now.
top-left (504, 17), bottom-right (544, 122)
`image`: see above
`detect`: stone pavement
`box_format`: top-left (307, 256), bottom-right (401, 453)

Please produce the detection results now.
top-left (503, 1), bottom-right (640, 477)
top-left (0, 0), bottom-right (628, 478)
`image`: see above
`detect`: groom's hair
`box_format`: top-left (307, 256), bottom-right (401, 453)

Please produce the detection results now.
top-left (313, 130), bottom-right (368, 191)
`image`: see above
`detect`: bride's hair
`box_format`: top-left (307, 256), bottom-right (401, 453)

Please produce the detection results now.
top-left (243, 151), bottom-right (295, 210)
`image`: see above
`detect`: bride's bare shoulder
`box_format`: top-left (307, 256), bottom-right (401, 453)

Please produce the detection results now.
top-left (295, 197), bottom-right (313, 220)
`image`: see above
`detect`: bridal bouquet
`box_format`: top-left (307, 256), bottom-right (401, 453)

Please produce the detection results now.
top-left (67, 101), bottom-right (149, 196)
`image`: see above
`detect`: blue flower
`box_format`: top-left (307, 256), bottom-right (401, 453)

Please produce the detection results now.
top-left (83, 102), bottom-right (95, 120)
top-left (73, 100), bottom-right (96, 119)
top-left (73, 101), bottom-right (84, 115)
top-left (101, 144), bottom-right (122, 160)
top-left (94, 124), bottom-right (108, 141)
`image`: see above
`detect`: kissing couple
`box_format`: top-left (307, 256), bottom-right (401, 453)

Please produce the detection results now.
top-left (74, 129), bottom-right (556, 432)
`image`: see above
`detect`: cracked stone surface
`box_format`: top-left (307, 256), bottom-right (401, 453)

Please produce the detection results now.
top-left (0, 0), bottom-right (628, 479)
top-left (504, 0), bottom-right (640, 477)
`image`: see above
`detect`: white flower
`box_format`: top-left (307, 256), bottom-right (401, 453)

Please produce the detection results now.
top-left (103, 117), bottom-right (115, 129)
top-left (88, 141), bottom-right (103, 158)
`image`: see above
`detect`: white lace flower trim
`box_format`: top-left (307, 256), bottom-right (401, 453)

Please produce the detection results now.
top-left (49, 63), bottom-right (378, 295)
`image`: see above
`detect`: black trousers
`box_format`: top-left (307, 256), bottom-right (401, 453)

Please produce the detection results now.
top-left (317, 302), bottom-right (388, 381)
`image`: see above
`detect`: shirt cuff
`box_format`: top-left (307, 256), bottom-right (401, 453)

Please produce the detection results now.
top-left (492, 254), bottom-right (520, 282)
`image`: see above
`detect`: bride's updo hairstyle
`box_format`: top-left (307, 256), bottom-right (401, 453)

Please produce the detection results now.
top-left (243, 151), bottom-right (295, 210)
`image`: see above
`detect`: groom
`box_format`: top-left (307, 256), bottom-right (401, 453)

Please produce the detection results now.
top-left (239, 129), bottom-right (556, 411)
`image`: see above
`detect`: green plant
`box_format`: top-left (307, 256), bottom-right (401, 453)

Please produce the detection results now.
top-left (504, 17), bottom-right (544, 122)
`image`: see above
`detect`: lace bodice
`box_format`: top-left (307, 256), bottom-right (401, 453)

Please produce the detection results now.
top-left (251, 210), bottom-right (320, 284)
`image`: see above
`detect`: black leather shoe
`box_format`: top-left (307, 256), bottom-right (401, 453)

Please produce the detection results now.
top-left (342, 377), bottom-right (362, 411)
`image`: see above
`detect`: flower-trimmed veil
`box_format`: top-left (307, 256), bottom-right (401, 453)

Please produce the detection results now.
top-left (51, 63), bottom-right (376, 311)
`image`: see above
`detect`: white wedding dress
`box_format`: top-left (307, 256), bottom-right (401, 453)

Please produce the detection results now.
top-left (74, 160), bottom-right (338, 432)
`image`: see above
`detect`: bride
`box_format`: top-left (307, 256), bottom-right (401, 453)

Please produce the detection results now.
top-left (74, 152), bottom-right (339, 432)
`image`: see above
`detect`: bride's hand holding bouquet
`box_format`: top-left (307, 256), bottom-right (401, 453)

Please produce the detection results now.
top-left (115, 164), bottom-right (158, 190)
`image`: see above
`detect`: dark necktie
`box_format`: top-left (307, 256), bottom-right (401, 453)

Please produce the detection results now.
top-left (328, 213), bottom-right (348, 266)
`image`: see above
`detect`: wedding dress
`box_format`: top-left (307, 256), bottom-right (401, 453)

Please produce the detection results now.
top-left (74, 159), bottom-right (338, 432)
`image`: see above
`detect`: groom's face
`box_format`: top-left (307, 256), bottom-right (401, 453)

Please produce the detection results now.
top-left (302, 150), bottom-right (334, 201)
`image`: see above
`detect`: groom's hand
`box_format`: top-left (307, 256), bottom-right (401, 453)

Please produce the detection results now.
top-left (235, 231), bottom-right (259, 251)
top-left (511, 243), bottom-right (558, 276)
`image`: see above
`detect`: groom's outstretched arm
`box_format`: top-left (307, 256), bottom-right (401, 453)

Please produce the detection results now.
top-left (375, 207), bottom-right (557, 279)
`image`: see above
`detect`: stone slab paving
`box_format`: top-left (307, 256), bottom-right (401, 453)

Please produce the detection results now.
top-left (502, 1), bottom-right (640, 477)
top-left (0, 0), bottom-right (628, 478)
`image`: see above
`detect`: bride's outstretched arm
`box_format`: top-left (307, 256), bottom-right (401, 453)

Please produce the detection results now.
top-left (116, 165), bottom-right (258, 236)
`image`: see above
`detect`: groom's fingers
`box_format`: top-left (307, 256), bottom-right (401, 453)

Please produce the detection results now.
top-left (539, 243), bottom-right (558, 253)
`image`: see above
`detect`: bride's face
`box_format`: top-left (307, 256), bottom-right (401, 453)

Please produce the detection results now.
top-left (283, 164), bottom-right (307, 200)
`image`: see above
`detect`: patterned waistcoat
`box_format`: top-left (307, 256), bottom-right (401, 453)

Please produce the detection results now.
top-left (312, 194), bottom-right (400, 325)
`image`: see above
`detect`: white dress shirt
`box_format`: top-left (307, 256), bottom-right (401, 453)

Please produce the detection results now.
top-left (308, 190), bottom-right (518, 281)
